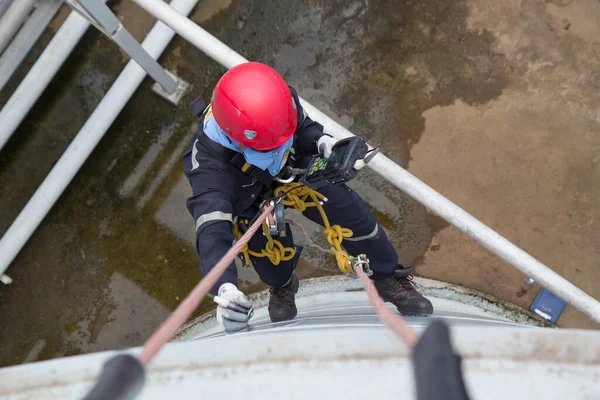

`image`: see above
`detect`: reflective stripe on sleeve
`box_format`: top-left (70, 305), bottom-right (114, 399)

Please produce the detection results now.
top-left (195, 211), bottom-right (233, 231)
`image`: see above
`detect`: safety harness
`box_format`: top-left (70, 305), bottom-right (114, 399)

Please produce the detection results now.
top-left (233, 182), bottom-right (358, 275)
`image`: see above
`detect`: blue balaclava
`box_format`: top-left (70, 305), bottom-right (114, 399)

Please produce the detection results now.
top-left (203, 105), bottom-right (293, 176)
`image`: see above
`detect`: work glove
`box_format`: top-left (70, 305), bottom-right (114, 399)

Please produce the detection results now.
top-left (317, 134), bottom-right (336, 159)
top-left (317, 134), bottom-right (370, 170)
top-left (216, 283), bottom-right (254, 333)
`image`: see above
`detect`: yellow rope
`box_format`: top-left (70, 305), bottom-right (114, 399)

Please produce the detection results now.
top-left (233, 182), bottom-right (355, 274)
top-left (233, 221), bottom-right (295, 266)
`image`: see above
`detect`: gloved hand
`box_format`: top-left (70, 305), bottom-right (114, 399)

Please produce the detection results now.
top-left (317, 134), bottom-right (370, 170)
top-left (216, 283), bottom-right (254, 333)
top-left (317, 134), bottom-right (336, 159)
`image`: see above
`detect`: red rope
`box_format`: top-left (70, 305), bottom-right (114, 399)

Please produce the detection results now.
top-left (288, 218), bottom-right (418, 347)
top-left (137, 204), bottom-right (275, 365)
top-left (137, 201), bottom-right (417, 364)
top-left (355, 265), bottom-right (419, 348)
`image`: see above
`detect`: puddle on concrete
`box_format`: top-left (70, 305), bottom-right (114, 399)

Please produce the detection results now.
top-left (119, 121), bottom-right (182, 199)
top-left (335, 0), bottom-right (508, 165)
top-left (425, 211), bottom-right (451, 235)
top-left (78, 68), bottom-right (111, 112)
top-left (65, 271), bottom-right (171, 353)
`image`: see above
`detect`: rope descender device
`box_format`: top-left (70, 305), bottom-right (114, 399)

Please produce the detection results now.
top-left (350, 254), bottom-right (373, 276)
top-left (266, 200), bottom-right (286, 237)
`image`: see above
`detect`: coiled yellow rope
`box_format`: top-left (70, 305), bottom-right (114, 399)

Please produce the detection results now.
top-left (233, 182), bottom-right (355, 274)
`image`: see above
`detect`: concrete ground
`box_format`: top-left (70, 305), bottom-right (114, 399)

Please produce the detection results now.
top-left (0, 0), bottom-right (599, 367)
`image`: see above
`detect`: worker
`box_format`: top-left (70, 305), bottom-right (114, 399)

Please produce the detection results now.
top-left (183, 62), bottom-right (433, 332)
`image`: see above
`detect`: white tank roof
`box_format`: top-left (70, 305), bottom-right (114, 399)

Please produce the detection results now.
top-left (2, 276), bottom-right (597, 400)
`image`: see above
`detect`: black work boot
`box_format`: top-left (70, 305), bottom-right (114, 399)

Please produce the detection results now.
top-left (268, 274), bottom-right (300, 322)
top-left (374, 266), bottom-right (433, 315)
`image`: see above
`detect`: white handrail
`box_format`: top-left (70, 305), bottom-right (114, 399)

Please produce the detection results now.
top-left (0, 0), bottom-right (15, 20)
top-left (0, 0), bottom-right (63, 92)
top-left (0, 0), bottom-right (37, 55)
top-left (129, 0), bottom-right (600, 323)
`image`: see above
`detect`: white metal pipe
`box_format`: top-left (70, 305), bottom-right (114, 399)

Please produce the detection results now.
top-left (0, 0), bottom-right (199, 278)
top-left (0, 0), bottom-right (15, 20)
top-left (0, 0), bottom-right (38, 55)
top-left (0, 0), bottom-right (63, 92)
top-left (132, 0), bottom-right (245, 68)
top-left (0, 10), bottom-right (90, 152)
top-left (131, 0), bottom-right (600, 323)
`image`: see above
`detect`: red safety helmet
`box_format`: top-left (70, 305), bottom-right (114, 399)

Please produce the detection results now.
top-left (211, 62), bottom-right (298, 151)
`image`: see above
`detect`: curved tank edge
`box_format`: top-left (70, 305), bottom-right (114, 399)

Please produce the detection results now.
top-left (175, 275), bottom-right (550, 340)
top-left (416, 276), bottom-right (551, 327)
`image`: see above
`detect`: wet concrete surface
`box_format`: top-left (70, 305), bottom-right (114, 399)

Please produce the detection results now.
top-left (1, 0), bottom-right (600, 367)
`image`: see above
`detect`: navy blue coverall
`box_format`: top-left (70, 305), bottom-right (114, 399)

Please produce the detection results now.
top-left (183, 87), bottom-right (398, 291)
